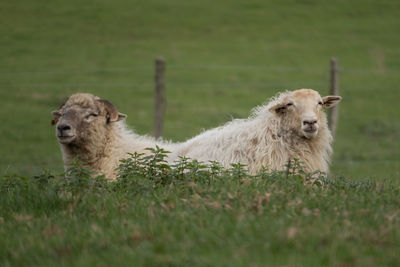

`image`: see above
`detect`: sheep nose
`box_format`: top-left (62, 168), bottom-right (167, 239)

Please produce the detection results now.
top-left (57, 124), bottom-right (71, 132)
top-left (303, 119), bottom-right (317, 126)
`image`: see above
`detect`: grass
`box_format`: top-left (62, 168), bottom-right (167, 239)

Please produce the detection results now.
top-left (0, 0), bottom-right (399, 178)
top-left (1, 0), bottom-right (400, 265)
top-left (1, 149), bottom-right (399, 266)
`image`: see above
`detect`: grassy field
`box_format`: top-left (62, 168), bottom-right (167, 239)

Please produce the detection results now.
top-left (1, 151), bottom-right (400, 266)
top-left (0, 0), bottom-right (399, 179)
top-left (1, 0), bottom-right (400, 265)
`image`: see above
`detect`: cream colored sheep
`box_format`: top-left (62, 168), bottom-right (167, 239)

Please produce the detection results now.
top-left (51, 93), bottom-right (174, 179)
top-left (169, 89), bottom-right (341, 174)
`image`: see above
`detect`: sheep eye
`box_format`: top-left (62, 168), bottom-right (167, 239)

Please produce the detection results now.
top-left (86, 113), bottom-right (98, 119)
top-left (318, 101), bottom-right (323, 105)
top-left (286, 102), bottom-right (293, 107)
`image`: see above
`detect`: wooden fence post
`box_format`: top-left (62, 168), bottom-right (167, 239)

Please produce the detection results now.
top-left (153, 57), bottom-right (166, 139)
top-left (328, 58), bottom-right (339, 139)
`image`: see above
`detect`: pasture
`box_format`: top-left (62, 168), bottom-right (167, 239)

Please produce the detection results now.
top-left (1, 151), bottom-right (400, 266)
top-left (1, 0), bottom-right (400, 265)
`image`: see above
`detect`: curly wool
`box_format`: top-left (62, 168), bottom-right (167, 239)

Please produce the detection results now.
top-left (169, 89), bottom-right (334, 174)
top-left (55, 93), bottom-right (175, 179)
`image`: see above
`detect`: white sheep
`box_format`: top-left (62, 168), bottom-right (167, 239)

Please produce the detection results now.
top-left (169, 89), bottom-right (341, 174)
top-left (51, 93), bottom-right (174, 179)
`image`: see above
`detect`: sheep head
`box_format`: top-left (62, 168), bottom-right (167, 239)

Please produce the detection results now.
top-left (51, 93), bottom-right (127, 145)
top-left (269, 89), bottom-right (341, 139)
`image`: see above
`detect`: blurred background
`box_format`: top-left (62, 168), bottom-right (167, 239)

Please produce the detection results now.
top-left (1, 0), bottom-right (399, 179)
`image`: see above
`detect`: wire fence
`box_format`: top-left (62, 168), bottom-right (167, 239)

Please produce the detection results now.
top-left (1, 64), bottom-right (396, 92)
top-left (1, 64), bottom-right (399, 77)
top-left (0, 81), bottom-right (331, 90)
top-left (1, 61), bottom-right (398, 174)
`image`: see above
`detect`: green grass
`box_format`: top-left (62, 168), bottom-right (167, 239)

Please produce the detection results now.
top-left (1, 0), bottom-right (400, 265)
top-left (1, 150), bottom-right (400, 266)
top-left (0, 0), bottom-right (399, 178)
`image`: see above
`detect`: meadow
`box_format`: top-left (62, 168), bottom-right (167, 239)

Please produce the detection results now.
top-left (1, 150), bottom-right (400, 266)
top-left (1, 0), bottom-right (400, 265)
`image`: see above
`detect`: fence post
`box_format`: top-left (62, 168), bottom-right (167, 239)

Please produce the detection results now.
top-left (328, 57), bottom-right (339, 139)
top-left (153, 57), bottom-right (166, 139)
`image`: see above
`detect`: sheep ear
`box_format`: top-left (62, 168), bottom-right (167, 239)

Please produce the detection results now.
top-left (51, 99), bottom-right (66, 125)
top-left (269, 103), bottom-right (286, 114)
top-left (322, 96), bottom-right (342, 108)
top-left (117, 113), bottom-right (127, 121)
top-left (51, 110), bottom-right (61, 125)
top-left (98, 99), bottom-right (126, 123)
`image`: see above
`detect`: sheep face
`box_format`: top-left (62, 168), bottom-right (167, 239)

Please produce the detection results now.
top-left (269, 89), bottom-right (341, 139)
top-left (51, 93), bottom-right (126, 146)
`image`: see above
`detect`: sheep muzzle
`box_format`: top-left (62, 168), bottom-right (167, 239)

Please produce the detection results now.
top-left (301, 116), bottom-right (319, 139)
top-left (55, 110), bottom-right (78, 144)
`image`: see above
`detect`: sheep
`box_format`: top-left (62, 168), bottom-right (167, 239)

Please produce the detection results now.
top-left (169, 89), bottom-right (342, 174)
top-left (51, 93), bottom-right (174, 179)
